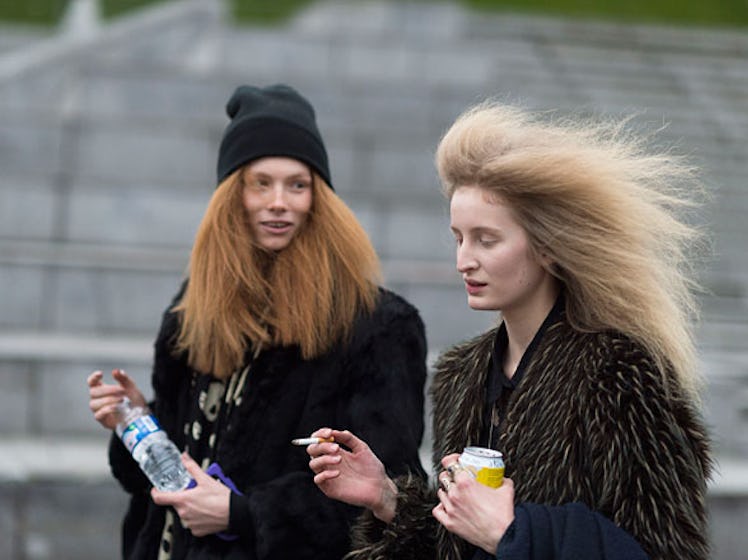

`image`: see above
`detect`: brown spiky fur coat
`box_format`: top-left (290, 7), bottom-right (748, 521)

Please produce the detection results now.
top-left (349, 316), bottom-right (712, 560)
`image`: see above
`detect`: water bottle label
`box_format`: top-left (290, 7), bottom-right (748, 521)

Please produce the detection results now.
top-left (120, 415), bottom-right (162, 454)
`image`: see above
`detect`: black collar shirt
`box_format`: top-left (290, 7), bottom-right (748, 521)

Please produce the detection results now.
top-left (481, 293), bottom-right (565, 450)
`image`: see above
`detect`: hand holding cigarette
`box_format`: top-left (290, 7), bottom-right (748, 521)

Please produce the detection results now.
top-left (305, 429), bottom-right (397, 523)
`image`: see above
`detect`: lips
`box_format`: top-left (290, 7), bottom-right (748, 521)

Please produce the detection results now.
top-left (464, 278), bottom-right (487, 295)
top-left (260, 221), bottom-right (294, 233)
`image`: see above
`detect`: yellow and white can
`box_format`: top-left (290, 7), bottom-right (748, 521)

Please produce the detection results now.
top-left (458, 447), bottom-right (505, 488)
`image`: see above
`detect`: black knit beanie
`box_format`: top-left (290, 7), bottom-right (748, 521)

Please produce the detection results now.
top-left (216, 84), bottom-right (332, 189)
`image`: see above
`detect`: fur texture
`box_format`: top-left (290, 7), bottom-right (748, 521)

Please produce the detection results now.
top-left (350, 314), bottom-right (712, 560)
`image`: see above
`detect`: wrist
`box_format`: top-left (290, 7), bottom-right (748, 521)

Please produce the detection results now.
top-left (481, 509), bottom-right (515, 554)
top-left (370, 477), bottom-right (398, 523)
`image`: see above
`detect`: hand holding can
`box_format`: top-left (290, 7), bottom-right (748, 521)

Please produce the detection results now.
top-left (453, 447), bottom-right (504, 488)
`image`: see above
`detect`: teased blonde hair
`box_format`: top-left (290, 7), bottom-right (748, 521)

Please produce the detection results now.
top-left (173, 170), bottom-right (381, 378)
top-left (436, 101), bottom-right (709, 398)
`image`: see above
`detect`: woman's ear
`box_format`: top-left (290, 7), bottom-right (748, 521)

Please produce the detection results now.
top-left (538, 250), bottom-right (555, 269)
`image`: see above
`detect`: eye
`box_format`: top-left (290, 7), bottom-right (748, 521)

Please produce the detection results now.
top-left (290, 180), bottom-right (311, 191)
top-left (248, 177), bottom-right (270, 190)
top-left (479, 237), bottom-right (497, 247)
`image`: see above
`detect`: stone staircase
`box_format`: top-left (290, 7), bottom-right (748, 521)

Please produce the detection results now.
top-left (1, 1), bottom-right (747, 558)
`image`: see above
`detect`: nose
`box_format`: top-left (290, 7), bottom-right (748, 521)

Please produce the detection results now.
top-left (267, 185), bottom-right (288, 211)
top-left (456, 242), bottom-right (478, 273)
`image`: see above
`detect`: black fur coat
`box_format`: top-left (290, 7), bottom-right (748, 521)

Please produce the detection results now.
top-left (350, 314), bottom-right (712, 560)
top-left (108, 287), bottom-right (427, 560)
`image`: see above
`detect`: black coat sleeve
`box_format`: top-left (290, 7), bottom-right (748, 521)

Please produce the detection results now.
top-left (495, 502), bottom-right (649, 560)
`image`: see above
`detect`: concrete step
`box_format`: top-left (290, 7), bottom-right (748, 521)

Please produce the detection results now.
top-left (0, 436), bottom-right (109, 483)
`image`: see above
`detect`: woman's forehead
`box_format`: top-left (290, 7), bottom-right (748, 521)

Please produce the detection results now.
top-left (244, 157), bottom-right (311, 176)
top-left (450, 187), bottom-right (516, 228)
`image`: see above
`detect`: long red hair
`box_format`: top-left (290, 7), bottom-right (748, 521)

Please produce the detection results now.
top-left (173, 169), bottom-right (381, 378)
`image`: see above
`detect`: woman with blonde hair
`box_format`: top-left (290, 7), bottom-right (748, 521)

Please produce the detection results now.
top-left (87, 84), bottom-right (427, 560)
top-left (307, 101), bottom-right (712, 560)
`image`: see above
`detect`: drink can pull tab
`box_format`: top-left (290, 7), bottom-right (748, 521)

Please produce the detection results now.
top-left (187, 462), bottom-right (242, 541)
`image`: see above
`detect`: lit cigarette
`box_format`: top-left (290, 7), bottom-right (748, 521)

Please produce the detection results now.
top-left (291, 437), bottom-right (334, 446)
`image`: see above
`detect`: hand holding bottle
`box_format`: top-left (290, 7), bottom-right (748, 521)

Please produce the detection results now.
top-left (152, 454), bottom-right (232, 537)
top-left (87, 368), bottom-right (190, 492)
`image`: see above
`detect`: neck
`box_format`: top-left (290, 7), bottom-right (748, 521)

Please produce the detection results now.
top-left (502, 281), bottom-right (561, 379)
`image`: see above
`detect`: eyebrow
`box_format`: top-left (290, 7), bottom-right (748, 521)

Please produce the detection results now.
top-left (450, 225), bottom-right (502, 236)
top-left (246, 171), bottom-right (312, 181)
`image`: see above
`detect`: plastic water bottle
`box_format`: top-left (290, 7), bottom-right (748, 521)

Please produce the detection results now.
top-left (115, 398), bottom-right (191, 492)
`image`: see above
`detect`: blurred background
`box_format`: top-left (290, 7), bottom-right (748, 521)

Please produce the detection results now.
top-left (0, 0), bottom-right (746, 558)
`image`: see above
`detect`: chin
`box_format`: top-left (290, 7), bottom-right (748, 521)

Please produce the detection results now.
top-left (468, 296), bottom-right (501, 311)
top-left (259, 238), bottom-right (292, 252)
top-left (467, 298), bottom-right (497, 311)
